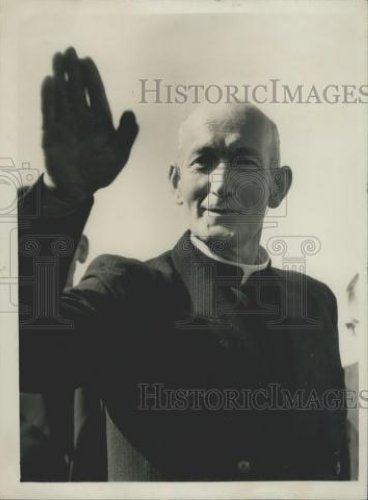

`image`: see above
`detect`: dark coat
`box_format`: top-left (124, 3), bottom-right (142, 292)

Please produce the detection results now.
top-left (19, 179), bottom-right (350, 481)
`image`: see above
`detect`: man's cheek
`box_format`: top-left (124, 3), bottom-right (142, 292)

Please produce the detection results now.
top-left (236, 179), bottom-right (268, 214)
top-left (186, 187), bottom-right (207, 209)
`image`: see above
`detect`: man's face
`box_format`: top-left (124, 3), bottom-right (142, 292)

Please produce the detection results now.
top-left (173, 105), bottom-right (277, 248)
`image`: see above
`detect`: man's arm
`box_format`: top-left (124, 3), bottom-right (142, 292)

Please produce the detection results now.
top-left (18, 175), bottom-right (94, 291)
top-left (18, 47), bottom-right (138, 392)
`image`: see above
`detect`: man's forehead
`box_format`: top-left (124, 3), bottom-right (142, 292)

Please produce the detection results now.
top-left (178, 103), bottom-right (279, 163)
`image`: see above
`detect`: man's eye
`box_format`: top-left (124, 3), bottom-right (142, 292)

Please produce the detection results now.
top-left (191, 154), bottom-right (217, 170)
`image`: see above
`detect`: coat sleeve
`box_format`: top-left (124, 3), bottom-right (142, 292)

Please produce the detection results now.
top-left (18, 176), bottom-right (111, 392)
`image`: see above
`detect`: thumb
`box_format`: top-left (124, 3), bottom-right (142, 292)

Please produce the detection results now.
top-left (116, 110), bottom-right (139, 157)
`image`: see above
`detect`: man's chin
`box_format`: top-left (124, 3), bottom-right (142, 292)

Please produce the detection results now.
top-left (191, 219), bottom-right (261, 245)
top-left (192, 223), bottom-right (237, 243)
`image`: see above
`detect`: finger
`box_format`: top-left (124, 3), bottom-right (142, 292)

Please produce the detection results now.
top-left (41, 76), bottom-right (56, 130)
top-left (64, 47), bottom-right (88, 112)
top-left (116, 111), bottom-right (139, 159)
top-left (80, 57), bottom-right (112, 120)
top-left (52, 52), bottom-right (69, 118)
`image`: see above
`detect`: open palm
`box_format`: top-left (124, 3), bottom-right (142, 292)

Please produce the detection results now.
top-left (42, 47), bottom-right (138, 201)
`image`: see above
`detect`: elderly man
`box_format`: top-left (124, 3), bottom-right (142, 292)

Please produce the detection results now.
top-left (19, 47), bottom-right (349, 481)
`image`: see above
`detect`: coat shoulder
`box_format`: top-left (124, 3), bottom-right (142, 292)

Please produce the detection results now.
top-left (81, 251), bottom-right (175, 300)
top-left (85, 250), bottom-right (175, 275)
top-left (270, 266), bottom-right (336, 302)
top-left (145, 250), bottom-right (176, 280)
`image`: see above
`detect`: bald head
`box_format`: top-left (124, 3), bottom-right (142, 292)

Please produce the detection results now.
top-left (177, 103), bottom-right (280, 170)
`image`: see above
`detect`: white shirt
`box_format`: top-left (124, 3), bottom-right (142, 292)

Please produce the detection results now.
top-left (190, 234), bottom-right (270, 286)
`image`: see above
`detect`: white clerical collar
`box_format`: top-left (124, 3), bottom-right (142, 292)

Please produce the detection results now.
top-left (190, 233), bottom-right (270, 285)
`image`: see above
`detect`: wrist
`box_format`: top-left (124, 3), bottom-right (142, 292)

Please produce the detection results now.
top-left (41, 173), bottom-right (94, 217)
top-left (43, 172), bottom-right (92, 205)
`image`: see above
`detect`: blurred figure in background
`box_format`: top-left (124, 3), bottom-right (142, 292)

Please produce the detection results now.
top-left (343, 273), bottom-right (359, 480)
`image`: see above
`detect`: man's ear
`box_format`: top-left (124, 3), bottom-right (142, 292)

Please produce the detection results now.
top-left (268, 165), bottom-right (292, 208)
top-left (169, 164), bottom-right (184, 205)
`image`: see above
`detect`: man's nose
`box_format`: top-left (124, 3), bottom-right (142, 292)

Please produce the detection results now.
top-left (209, 162), bottom-right (231, 198)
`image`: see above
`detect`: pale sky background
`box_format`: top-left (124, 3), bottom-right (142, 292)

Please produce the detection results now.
top-left (7, 3), bottom-right (368, 365)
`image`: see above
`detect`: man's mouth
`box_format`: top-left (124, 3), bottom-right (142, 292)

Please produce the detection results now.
top-left (201, 206), bottom-right (240, 215)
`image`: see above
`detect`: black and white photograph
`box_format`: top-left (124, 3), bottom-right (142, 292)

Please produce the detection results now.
top-left (0, 0), bottom-right (367, 499)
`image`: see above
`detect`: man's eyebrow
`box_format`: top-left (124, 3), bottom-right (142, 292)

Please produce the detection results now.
top-left (185, 145), bottom-right (263, 166)
top-left (189, 146), bottom-right (217, 156)
top-left (184, 146), bottom-right (218, 165)
top-left (191, 145), bottom-right (261, 159)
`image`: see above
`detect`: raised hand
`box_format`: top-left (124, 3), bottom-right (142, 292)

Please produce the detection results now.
top-left (41, 47), bottom-right (138, 202)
